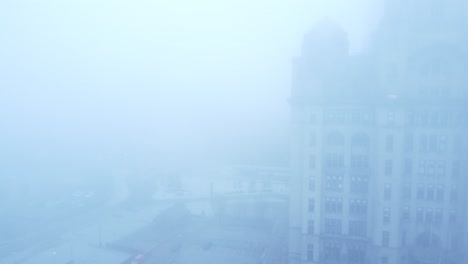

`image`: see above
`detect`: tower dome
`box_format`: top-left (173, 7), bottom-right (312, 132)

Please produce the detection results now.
top-left (301, 19), bottom-right (349, 59)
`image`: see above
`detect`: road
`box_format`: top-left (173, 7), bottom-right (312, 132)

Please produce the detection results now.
top-left (0, 201), bottom-right (104, 261)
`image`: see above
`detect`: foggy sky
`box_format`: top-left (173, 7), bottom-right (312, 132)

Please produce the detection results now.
top-left (0, 0), bottom-right (382, 166)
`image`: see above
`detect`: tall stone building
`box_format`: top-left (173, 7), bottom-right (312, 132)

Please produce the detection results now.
top-left (288, 1), bottom-right (468, 264)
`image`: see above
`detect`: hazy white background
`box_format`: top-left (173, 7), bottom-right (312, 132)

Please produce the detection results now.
top-left (0, 0), bottom-right (382, 168)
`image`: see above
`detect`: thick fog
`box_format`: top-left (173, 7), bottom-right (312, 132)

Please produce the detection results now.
top-left (10, 0), bottom-right (460, 263)
top-left (1, 0), bottom-right (379, 197)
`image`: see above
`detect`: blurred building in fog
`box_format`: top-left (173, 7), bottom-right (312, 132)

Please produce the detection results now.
top-left (289, 1), bottom-right (468, 264)
top-left (223, 165), bottom-right (289, 195)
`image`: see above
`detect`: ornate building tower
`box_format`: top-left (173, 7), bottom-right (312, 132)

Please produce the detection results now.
top-left (289, 2), bottom-right (468, 264)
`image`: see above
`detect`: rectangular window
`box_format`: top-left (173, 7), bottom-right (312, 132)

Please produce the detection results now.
top-left (308, 198), bottom-right (315, 212)
top-left (384, 184), bottom-right (392, 200)
top-left (386, 135), bottom-right (394, 152)
top-left (361, 200), bottom-right (368, 215)
top-left (402, 185), bottom-right (411, 201)
top-left (404, 134), bottom-right (413, 152)
top-left (323, 241), bottom-right (341, 262)
top-left (309, 132), bottom-right (316, 147)
top-left (351, 154), bottom-right (369, 170)
top-left (429, 134), bottom-right (437, 152)
top-left (350, 176), bottom-right (368, 194)
top-left (403, 159), bottom-right (412, 176)
top-left (307, 243), bottom-right (314, 261)
top-left (324, 219), bottom-right (342, 235)
top-left (452, 161), bottom-right (460, 180)
top-left (420, 135), bottom-right (428, 152)
top-left (350, 199), bottom-right (368, 216)
top-left (382, 231), bottom-right (390, 247)
top-left (325, 197), bottom-right (343, 214)
top-left (425, 208), bottom-right (433, 223)
top-left (385, 160), bottom-right (393, 176)
top-left (348, 245), bottom-right (366, 264)
top-left (325, 173), bottom-right (344, 192)
top-left (439, 135), bottom-right (447, 152)
top-left (450, 210), bottom-right (456, 223)
top-left (421, 111), bottom-right (428, 126)
top-left (381, 256), bottom-right (389, 264)
top-left (262, 180), bottom-right (272, 192)
top-left (430, 112), bottom-right (440, 127)
top-left (310, 113), bottom-right (317, 124)
top-left (426, 185), bottom-right (435, 201)
top-left (401, 231), bottom-right (407, 246)
top-left (453, 136), bottom-right (462, 154)
top-left (417, 184), bottom-right (425, 200)
top-left (325, 153), bottom-right (345, 168)
top-left (308, 220), bottom-right (314, 235)
top-left (428, 160), bottom-right (436, 177)
top-left (402, 207), bottom-right (410, 221)
top-left (249, 181), bottom-right (256, 192)
top-left (309, 155), bottom-right (316, 169)
top-left (436, 186), bottom-right (444, 202)
top-left (308, 174), bottom-right (315, 191)
top-left (387, 111), bottom-right (395, 124)
top-left (383, 208), bottom-right (391, 224)
top-left (349, 220), bottom-right (367, 237)
top-left (418, 160), bottom-right (427, 177)
top-left (435, 209), bottom-right (443, 226)
top-left (450, 189), bottom-right (458, 203)
top-left (436, 161), bottom-right (445, 178)
top-left (417, 208), bottom-right (424, 223)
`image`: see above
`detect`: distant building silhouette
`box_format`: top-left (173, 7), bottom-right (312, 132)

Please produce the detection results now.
top-left (289, 2), bottom-right (468, 264)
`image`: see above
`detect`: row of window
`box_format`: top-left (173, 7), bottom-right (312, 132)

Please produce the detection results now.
top-left (419, 134), bottom-right (448, 153)
top-left (401, 207), bottom-right (450, 224)
top-left (324, 153), bottom-right (345, 168)
top-left (383, 184), bottom-right (392, 200)
top-left (308, 173), bottom-right (369, 194)
top-left (317, 153), bottom-right (371, 171)
top-left (311, 132), bottom-right (461, 155)
top-left (311, 110), bottom-right (464, 128)
top-left (325, 174), bottom-right (344, 191)
top-left (308, 198), bottom-right (368, 216)
top-left (324, 218), bottom-right (342, 235)
top-left (414, 184), bottom-right (457, 202)
top-left (350, 199), bottom-right (368, 215)
top-left (311, 178), bottom-right (456, 202)
top-left (417, 160), bottom-right (449, 178)
top-left (321, 111), bottom-right (374, 126)
top-left (306, 241), bottom-right (366, 263)
top-left (318, 219), bottom-right (367, 237)
top-left (325, 175), bottom-right (370, 194)
top-left (311, 204), bottom-right (456, 228)
top-left (324, 197), bottom-right (342, 213)
top-left (402, 134), bottom-right (451, 153)
top-left (408, 111), bottom-right (465, 128)
top-left (310, 132), bottom-right (371, 148)
top-left (314, 155), bottom-right (459, 180)
top-left (383, 207), bottom-right (456, 225)
top-left (383, 208), bottom-right (391, 224)
top-left (387, 159), bottom-right (459, 180)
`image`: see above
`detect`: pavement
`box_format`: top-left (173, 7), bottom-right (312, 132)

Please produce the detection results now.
top-left (0, 202), bottom-right (170, 264)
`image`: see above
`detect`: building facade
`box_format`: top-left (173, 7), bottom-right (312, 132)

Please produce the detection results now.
top-left (289, 2), bottom-right (468, 264)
